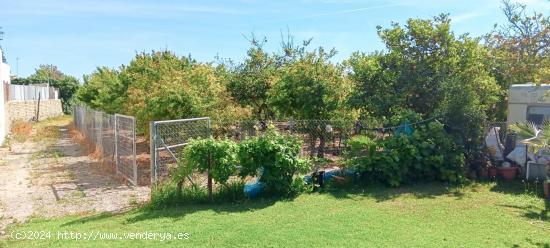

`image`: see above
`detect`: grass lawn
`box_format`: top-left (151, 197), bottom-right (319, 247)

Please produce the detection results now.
top-left (2, 181), bottom-right (549, 247)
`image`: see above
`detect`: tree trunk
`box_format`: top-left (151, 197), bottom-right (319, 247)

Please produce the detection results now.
top-left (317, 133), bottom-right (326, 158)
top-left (177, 179), bottom-right (183, 195)
top-left (309, 133), bottom-right (317, 158)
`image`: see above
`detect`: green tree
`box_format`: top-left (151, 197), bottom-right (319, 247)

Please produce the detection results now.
top-left (347, 14), bottom-right (502, 166)
top-left (270, 47), bottom-right (354, 157)
top-left (122, 50), bottom-right (249, 133)
top-left (77, 67), bottom-right (126, 114)
top-left (486, 0), bottom-right (550, 86)
top-left (345, 52), bottom-right (399, 117)
top-left (227, 37), bottom-right (277, 121)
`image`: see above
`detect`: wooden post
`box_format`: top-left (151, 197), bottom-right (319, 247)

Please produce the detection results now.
top-left (35, 92), bottom-right (41, 121)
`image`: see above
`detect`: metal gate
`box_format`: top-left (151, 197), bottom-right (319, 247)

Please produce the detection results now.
top-left (150, 117), bottom-right (210, 184)
top-left (115, 114), bottom-right (137, 185)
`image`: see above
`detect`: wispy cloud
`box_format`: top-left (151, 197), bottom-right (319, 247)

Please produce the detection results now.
top-left (272, 2), bottom-right (409, 23)
top-left (452, 12), bottom-right (486, 23)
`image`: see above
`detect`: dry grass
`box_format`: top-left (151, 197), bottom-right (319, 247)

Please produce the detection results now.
top-left (32, 126), bottom-right (60, 142)
top-left (67, 123), bottom-right (118, 176)
top-left (10, 119), bottom-right (33, 142)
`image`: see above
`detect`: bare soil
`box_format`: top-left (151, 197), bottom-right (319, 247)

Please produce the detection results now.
top-left (0, 117), bottom-right (150, 233)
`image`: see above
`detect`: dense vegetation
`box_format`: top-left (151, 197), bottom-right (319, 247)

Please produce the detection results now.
top-left (345, 121), bottom-right (465, 187)
top-left (72, 1), bottom-right (548, 184)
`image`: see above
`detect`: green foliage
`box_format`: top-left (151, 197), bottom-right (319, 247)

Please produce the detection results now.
top-left (125, 51), bottom-right (249, 133)
top-left (227, 38), bottom-right (277, 120)
top-left (486, 0), bottom-right (550, 86)
top-left (345, 121), bottom-right (465, 187)
top-left (386, 108), bottom-right (422, 127)
top-left (270, 48), bottom-right (352, 120)
top-left (77, 67), bottom-right (127, 114)
top-left (77, 51), bottom-right (250, 133)
top-left (269, 47), bottom-right (357, 158)
top-left (345, 52), bottom-right (399, 117)
top-left (346, 14), bottom-right (502, 167)
top-left (237, 126), bottom-right (311, 196)
top-left (12, 64), bottom-right (80, 113)
top-left (177, 138), bottom-right (238, 186)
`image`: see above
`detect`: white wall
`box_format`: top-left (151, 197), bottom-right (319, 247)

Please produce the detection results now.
top-left (0, 48), bottom-right (9, 145)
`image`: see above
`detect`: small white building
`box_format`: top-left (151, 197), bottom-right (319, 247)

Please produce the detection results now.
top-left (508, 83), bottom-right (550, 126)
top-left (0, 48), bottom-right (10, 145)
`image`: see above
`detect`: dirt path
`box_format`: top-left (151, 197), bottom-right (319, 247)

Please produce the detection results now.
top-left (0, 117), bottom-right (150, 232)
top-left (0, 142), bottom-right (37, 230)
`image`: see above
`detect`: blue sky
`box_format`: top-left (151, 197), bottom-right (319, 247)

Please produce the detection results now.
top-left (1, 0), bottom-right (549, 79)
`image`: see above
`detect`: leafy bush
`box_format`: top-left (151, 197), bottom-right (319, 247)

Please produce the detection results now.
top-left (176, 138), bottom-right (238, 198)
top-left (345, 121), bottom-right (465, 187)
top-left (237, 126), bottom-right (311, 196)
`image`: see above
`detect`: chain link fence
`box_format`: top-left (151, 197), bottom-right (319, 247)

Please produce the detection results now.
top-left (212, 119), bottom-right (385, 158)
top-left (150, 117), bottom-right (388, 184)
top-left (73, 105), bottom-right (138, 185)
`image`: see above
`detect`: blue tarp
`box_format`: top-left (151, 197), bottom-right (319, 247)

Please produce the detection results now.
top-left (244, 181), bottom-right (264, 198)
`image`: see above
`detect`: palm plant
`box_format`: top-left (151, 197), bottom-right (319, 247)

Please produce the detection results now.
top-left (510, 122), bottom-right (550, 154)
top-left (510, 121), bottom-right (550, 181)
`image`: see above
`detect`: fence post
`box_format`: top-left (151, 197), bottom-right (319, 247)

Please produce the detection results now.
top-left (150, 121), bottom-right (156, 185)
top-left (98, 111), bottom-right (103, 156)
top-left (114, 114), bottom-right (119, 175)
top-left (132, 117), bottom-right (137, 185)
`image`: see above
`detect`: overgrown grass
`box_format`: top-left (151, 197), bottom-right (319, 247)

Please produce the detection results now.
top-left (150, 180), bottom-right (246, 208)
top-left (2, 181), bottom-right (549, 247)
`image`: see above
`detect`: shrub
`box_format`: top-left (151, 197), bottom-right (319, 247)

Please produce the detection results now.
top-left (237, 126), bottom-right (311, 196)
top-left (176, 138), bottom-right (238, 199)
top-left (345, 121), bottom-right (465, 186)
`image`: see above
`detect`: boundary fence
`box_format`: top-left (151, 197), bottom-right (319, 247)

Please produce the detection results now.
top-left (73, 105), bottom-right (138, 185)
top-left (150, 117), bottom-right (210, 184)
top-left (150, 118), bottom-right (384, 184)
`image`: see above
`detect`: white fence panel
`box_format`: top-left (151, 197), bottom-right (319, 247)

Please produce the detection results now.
top-left (7, 84), bottom-right (59, 101)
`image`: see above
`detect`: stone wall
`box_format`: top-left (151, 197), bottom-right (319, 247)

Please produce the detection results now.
top-left (7, 99), bottom-right (63, 123)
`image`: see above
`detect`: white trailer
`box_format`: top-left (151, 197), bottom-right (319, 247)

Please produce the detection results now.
top-left (508, 83), bottom-right (550, 127)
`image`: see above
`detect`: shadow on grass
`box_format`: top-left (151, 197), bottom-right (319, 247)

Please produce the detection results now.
top-left (124, 198), bottom-right (282, 224)
top-left (60, 197), bottom-right (287, 226)
top-left (321, 181), bottom-right (468, 202)
top-left (60, 180), bottom-right (549, 228)
top-left (60, 212), bottom-right (119, 227)
top-left (489, 180), bottom-right (550, 226)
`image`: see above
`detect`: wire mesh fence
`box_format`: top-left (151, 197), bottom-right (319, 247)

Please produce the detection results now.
top-left (73, 105), bottom-right (138, 185)
top-left (212, 119), bottom-right (386, 158)
top-left (150, 117), bottom-right (210, 184)
top-left (150, 117), bottom-right (391, 184)
top-left (115, 114), bottom-right (137, 185)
